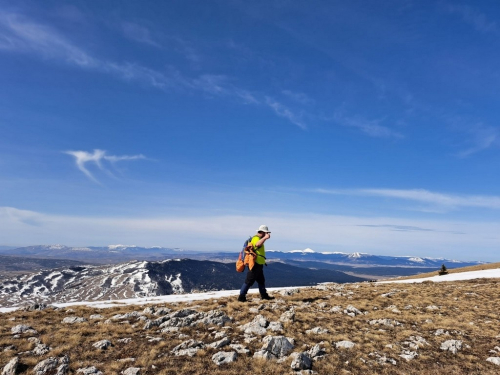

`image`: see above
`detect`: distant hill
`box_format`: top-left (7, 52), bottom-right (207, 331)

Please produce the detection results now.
top-left (0, 244), bottom-right (187, 264)
top-left (0, 244), bottom-right (486, 281)
top-left (0, 255), bottom-right (89, 274)
top-left (0, 258), bottom-right (366, 308)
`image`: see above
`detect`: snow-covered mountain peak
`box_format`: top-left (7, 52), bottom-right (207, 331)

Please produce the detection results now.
top-left (108, 244), bottom-right (137, 249)
top-left (288, 248), bottom-right (316, 254)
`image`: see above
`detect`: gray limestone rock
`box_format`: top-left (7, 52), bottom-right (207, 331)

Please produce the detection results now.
top-left (253, 350), bottom-right (274, 360)
top-left (260, 336), bottom-right (294, 358)
top-left (280, 308), bottom-right (295, 323)
top-left (280, 288), bottom-right (300, 296)
top-left (368, 319), bottom-right (402, 328)
top-left (32, 343), bottom-right (51, 356)
top-left (11, 325), bottom-right (37, 335)
top-left (171, 339), bottom-right (205, 357)
top-left (344, 305), bottom-right (363, 316)
top-left (306, 327), bottom-right (329, 335)
top-left (212, 351), bottom-right (237, 366)
top-left (121, 368), bottom-right (141, 375)
top-left (335, 341), bottom-right (355, 349)
top-left (268, 322), bottom-right (284, 332)
top-left (33, 357), bottom-right (59, 375)
top-left (198, 310), bottom-right (232, 326)
top-left (290, 352), bottom-right (312, 371)
top-left (486, 357), bottom-right (500, 365)
top-left (62, 317), bottom-right (87, 324)
top-left (229, 344), bottom-right (250, 355)
top-left (208, 337), bottom-right (231, 349)
top-left (1, 357), bottom-right (19, 375)
top-left (308, 344), bottom-right (326, 359)
top-left (76, 366), bottom-right (103, 375)
top-left (239, 315), bottom-right (269, 336)
top-left (440, 340), bottom-right (462, 354)
top-left (92, 340), bottom-right (113, 350)
top-left (399, 350), bottom-right (418, 361)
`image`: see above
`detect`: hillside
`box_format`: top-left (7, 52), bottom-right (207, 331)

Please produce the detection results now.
top-left (0, 259), bottom-right (365, 308)
top-left (2, 275), bottom-right (500, 374)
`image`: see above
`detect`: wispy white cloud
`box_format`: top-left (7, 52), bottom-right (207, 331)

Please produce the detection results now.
top-left (0, 13), bottom-right (306, 130)
top-left (457, 124), bottom-right (499, 157)
top-left (312, 188), bottom-right (500, 210)
top-left (0, 206), bottom-right (498, 260)
top-left (0, 13), bottom-right (96, 67)
top-left (65, 149), bottom-right (145, 183)
top-left (265, 97), bottom-right (307, 130)
top-left (444, 3), bottom-right (498, 35)
top-left (282, 90), bottom-right (315, 105)
top-left (122, 22), bottom-right (160, 47)
top-left (332, 113), bottom-right (403, 139)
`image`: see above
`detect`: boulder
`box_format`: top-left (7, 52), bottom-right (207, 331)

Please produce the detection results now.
top-left (239, 315), bottom-right (269, 336)
top-left (1, 357), bottom-right (19, 375)
top-left (253, 350), bottom-right (274, 360)
top-left (121, 368), bottom-right (141, 375)
top-left (260, 336), bottom-right (294, 358)
top-left (440, 340), bottom-right (462, 354)
top-left (290, 352), bottom-right (312, 371)
top-left (92, 340), bottom-right (112, 350)
top-left (62, 317), bottom-right (87, 324)
top-left (280, 288), bottom-right (300, 296)
top-left (212, 351), bottom-right (237, 366)
top-left (399, 350), bottom-right (418, 361)
top-left (32, 343), bottom-right (51, 356)
top-left (76, 366), bottom-right (103, 375)
top-left (486, 357), bottom-right (500, 365)
top-left (306, 327), bottom-right (329, 335)
top-left (335, 341), bottom-right (355, 349)
top-left (208, 337), bottom-right (231, 349)
top-left (280, 308), bottom-right (295, 323)
top-left (368, 319), bottom-right (402, 328)
top-left (229, 344), bottom-right (250, 355)
top-left (344, 305), bottom-right (363, 317)
top-left (198, 310), bottom-right (232, 326)
top-left (171, 339), bottom-right (205, 357)
top-left (268, 322), bottom-right (284, 332)
top-left (33, 357), bottom-right (59, 375)
top-left (308, 344), bottom-right (326, 359)
top-left (11, 325), bottom-right (37, 335)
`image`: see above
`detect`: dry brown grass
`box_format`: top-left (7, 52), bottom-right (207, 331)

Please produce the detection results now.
top-left (2, 277), bottom-right (500, 374)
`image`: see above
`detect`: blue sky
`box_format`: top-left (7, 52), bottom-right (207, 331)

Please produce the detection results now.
top-left (1, 0), bottom-right (499, 261)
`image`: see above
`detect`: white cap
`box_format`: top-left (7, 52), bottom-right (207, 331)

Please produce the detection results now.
top-left (257, 225), bottom-right (271, 233)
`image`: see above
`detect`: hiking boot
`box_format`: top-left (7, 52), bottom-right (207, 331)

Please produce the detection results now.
top-left (237, 294), bottom-right (247, 302)
top-left (260, 293), bottom-right (274, 300)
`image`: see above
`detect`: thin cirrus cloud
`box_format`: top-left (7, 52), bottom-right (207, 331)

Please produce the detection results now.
top-left (0, 13), bottom-right (306, 130)
top-left (65, 149), bottom-right (146, 183)
top-left (444, 3), bottom-right (498, 35)
top-left (311, 188), bottom-right (500, 211)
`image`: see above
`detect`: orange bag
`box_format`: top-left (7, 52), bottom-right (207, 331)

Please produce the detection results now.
top-left (236, 252), bottom-right (245, 272)
top-left (236, 236), bottom-right (255, 272)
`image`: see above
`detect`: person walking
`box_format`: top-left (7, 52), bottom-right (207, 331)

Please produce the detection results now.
top-left (238, 225), bottom-right (274, 302)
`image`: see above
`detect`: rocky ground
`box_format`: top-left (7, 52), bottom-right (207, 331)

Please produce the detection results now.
top-left (1, 278), bottom-right (500, 374)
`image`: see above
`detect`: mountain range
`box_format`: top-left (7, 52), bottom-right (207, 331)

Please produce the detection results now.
top-left (0, 245), bottom-right (483, 269)
top-left (0, 258), bottom-right (366, 308)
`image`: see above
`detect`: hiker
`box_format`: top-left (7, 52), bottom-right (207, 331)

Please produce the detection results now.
top-left (238, 225), bottom-right (274, 302)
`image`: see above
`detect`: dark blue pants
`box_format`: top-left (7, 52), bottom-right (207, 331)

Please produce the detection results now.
top-left (240, 263), bottom-right (267, 296)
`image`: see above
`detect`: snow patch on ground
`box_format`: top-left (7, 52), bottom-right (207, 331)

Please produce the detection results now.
top-left (378, 268), bottom-right (500, 284)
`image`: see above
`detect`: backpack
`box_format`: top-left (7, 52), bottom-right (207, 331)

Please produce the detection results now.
top-left (236, 236), bottom-right (253, 272)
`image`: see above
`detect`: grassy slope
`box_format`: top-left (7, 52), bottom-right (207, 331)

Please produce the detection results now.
top-left (386, 261), bottom-right (500, 281)
top-left (2, 278), bottom-right (500, 374)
